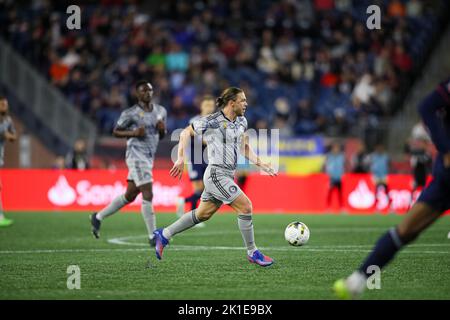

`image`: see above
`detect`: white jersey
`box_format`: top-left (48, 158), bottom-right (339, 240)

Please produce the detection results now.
top-left (115, 103), bottom-right (167, 162)
top-left (191, 111), bottom-right (247, 172)
top-left (0, 116), bottom-right (15, 167)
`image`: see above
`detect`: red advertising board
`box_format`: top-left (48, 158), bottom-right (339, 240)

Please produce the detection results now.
top-left (0, 169), bottom-right (434, 214)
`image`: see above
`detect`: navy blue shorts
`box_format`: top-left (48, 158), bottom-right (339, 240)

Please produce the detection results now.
top-left (187, 162), bottom-right (207, 181)
top-left (417, 156), bottom-right (450, 212)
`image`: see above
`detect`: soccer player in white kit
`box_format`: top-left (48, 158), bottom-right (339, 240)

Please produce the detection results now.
top-left (90, 81), bottom-right (167, 247)
top-left (153, 87), bottom-right (277, 266)
top-left (0, 96), bottom-right (16, 227)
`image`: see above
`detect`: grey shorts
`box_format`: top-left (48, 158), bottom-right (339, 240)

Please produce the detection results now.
top-left (126, 158), bottom-right (153, 187)
top-left (201, 165), bottom-right (243, 205)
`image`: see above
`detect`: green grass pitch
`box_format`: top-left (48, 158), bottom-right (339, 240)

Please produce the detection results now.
top-left (1, 211), bottom-right (449, 300)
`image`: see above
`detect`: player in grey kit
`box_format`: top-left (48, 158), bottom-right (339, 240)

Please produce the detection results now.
top-left (153, 87), bottom-right (277, 267)
top-left (0, 96), bottom-right (17, 227)
top-left (90, 81), bottom-right (167, 247)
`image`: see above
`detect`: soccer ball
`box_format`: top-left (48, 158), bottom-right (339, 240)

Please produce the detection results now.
top-left (284, 221), bottom-right (310, 246)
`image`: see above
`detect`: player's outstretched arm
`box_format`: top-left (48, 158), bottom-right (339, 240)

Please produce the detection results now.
top-left (112, 126), bottom-right (145, 138)
top-left (170, 125), bottom-right (195, 179)
top-left (241, 134), bottom-right (277, 177)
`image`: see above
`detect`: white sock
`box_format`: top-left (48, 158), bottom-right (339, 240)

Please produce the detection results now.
top-left (346, 271), bottom-right (367, 297)
top-left (96, 195), bottom-right (129, 220)
top-left (163, 210), bottom-right (200, 239)
top-left (238, 214), bottom-right (257, 255)
top-left (141, 200), bottom-right (156, 239)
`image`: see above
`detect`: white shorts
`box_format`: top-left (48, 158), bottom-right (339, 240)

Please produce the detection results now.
top-left (201, 165), bottom-right (243, 205)
top-left (126, 158), bottom-right (153, 187)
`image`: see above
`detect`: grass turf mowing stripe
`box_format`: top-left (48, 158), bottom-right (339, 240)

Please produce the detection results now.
top-left (1, 245), bottom-right (450, 255)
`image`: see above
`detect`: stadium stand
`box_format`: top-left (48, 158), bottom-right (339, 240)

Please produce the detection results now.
top-left (1, 0), bottom-right (448, 137)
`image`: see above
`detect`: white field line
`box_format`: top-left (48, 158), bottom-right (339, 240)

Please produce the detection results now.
top-left (0, 238), bottom-right (449, 255)
top-left (0, 247), bottom-right (449, 255)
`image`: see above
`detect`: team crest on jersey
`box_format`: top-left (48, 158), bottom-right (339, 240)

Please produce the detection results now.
top-left (139, 112), bottom-right (145, 117)
top-left (223, 123), bottom-right (227, 129)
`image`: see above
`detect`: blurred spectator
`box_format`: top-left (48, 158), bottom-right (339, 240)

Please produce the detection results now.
top-left (325, 141), bottom-right (345, 210)
top-left (406, 0), bottom-right (423, 18)
top-left (273, 97), bottom-right (292, 137)
top-left (52, 156), bottom-right (66, 169)
top-left (0, 0), bottom-right (447, 138)
top-left (65, 139), bottom-right (90, 170)
top-left (388, 0), bottom-right (406, 18)
top-left (351, 140), bottom-right (370, 173)
top-left (411, 122), bottom-right (431, 142)
top-left (368, 143), bottom-right (391, 210)
top-left (391, 44), bottom-right (413, 73)
top-left (294, 98), bottom-right (324, 135)
top-left (405, 138), bottom-right (432, 196)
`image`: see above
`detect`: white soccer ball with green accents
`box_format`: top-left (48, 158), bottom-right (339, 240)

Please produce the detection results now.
top-left (284, 221), bottom-right (310, 246)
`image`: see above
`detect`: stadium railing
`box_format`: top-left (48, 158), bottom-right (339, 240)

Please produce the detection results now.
top-left (0, 37), bottom-right (97, 156)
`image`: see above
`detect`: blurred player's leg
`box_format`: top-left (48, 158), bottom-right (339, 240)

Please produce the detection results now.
top-left (230, 193), bottom-right (273, 267)
top-left (186, 180), bottom-right (203, 211)
top-left (90, 181), bottom-right (138, 238)
top-left (334, 202), bottom-right (441, 299)
top-left (139, 183), bottom-right (157, 246)
top-left (97, 181), bottom-right (137, 220)
top-left (154, 200), bottom-right (220, 260)
top-left (0, 196), bottom-right (13, 227)
top-left (163, 200), bottom-right (219, 240)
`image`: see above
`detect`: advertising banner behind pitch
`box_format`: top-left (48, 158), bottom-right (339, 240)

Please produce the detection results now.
top-left (0, 169), bottom-right (435, 214)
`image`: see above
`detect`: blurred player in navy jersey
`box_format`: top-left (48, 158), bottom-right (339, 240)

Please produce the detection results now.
top-left (334, 77), bottom-right (450, 298)
top-left (90, 81), bottom-right (167, 247)
top-left (0, 96), bottom-right (17, 227)
top-left (176, 95), bottom-right (215, 229)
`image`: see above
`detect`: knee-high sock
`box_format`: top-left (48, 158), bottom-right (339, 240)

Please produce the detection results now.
top-left (185, 191), bottom-right (202, 211)
top-left (163, 210), bottom-right (200, 239)
top-left (141, 200), bottom-right (156, 239)
top-left (96, 195), bottom-right (130, 220)
top-left (238, 214), bottom-right (257, 255)
top-left (359, 227), bottom-right (404, 277)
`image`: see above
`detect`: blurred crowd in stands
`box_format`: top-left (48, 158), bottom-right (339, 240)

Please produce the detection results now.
top-left (1, 0), bottom-right (448, 140)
